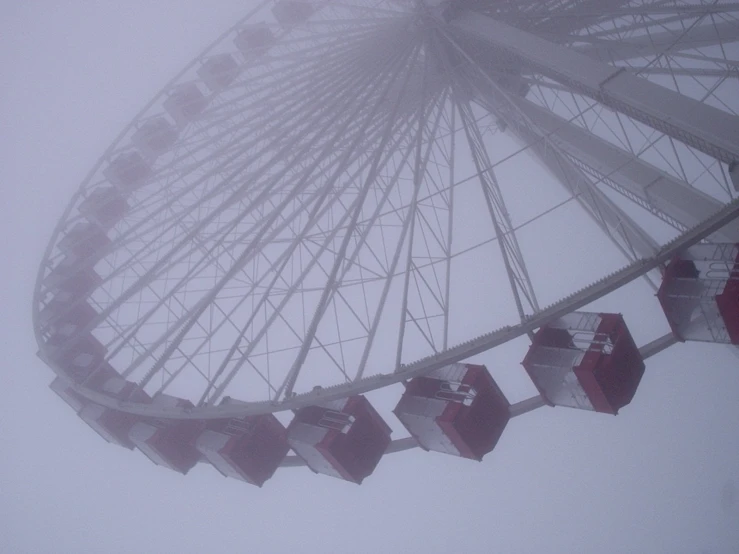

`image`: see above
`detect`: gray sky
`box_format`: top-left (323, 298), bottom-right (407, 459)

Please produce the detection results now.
top-left (2, 2), bottom-right (739, 553)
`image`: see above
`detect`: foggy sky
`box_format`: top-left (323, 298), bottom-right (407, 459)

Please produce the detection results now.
top-left (2, 2), bottom-right (739, 553)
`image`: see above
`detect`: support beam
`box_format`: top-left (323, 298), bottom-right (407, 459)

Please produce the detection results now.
top-left (512, 97), bottom-right (739, 242)
top-left (509, 395), bottom-right (547, 417)
top-left (533, 0), bottom-right (633, 36)
top-left (468, 75), bottom-right (661, 261)
top-left (451, 12), bottom-right (739, 164)
top-left (575, 20), bottom-right (739, 63)
top-left (639, 331), bottom-right (680, 360)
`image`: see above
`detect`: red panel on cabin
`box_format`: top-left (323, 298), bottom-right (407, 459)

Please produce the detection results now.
top-left (289, 395), bottom-right (391, 484)
top-left (714, 248), bottom-right (739, 344)
top-left (716, 278), bottom-right (739, 344)
top-left (201, 415), bottom-right (289, 486)
top-left (80, 404), bottom-right (141, 449)
top-left (133, 418), bottom-right (205, 474)
top-left (574, 314), bottom-right (645, 415)
top-left (523, 313), bottom-right (644, 415)
top-left (437, 366), bottom-right (510, 460)
top-left (395, 364), bottom-right (510, 461)
top-left (130, 397), bottom-right (204, 474)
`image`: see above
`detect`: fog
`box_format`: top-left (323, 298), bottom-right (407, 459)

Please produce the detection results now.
top-left (2, 2), bottom-right (739, 553)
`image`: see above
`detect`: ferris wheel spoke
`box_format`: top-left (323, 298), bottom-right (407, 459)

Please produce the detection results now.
top-left (113, 54), bottom-right (382, 238)
top-left (199, 115), bottom-right (421, 404)
top-left (499, 91), bottom-right (663, 262)
top-left (452, 11), bottom-right (739, 165)
top-left (134, 34), bottom-right (425, 392)
top-left (179, 244), bottom-right (354, 402)
top-left (580, 4), bottom-right (730, 34)
top-left (324, 1), bottom-right (410, 18)
top-left (130, 229), bottom-right (316, 391)
top-left (518, 122), bottom-right (662, 268)
top-left (450, 35), bottom-right (737, 264)
top-left (264, 12), bottom-right (405, 44)
top-left (361, 151), bottom-right (427, 378)
top-left (440, 102), bottom-right (456, 350)
top-left (111, 251), bottom-right (247, 379)
top-left (95, 50), bottom-right (395, 302)
top-left (524, 81), bottom-right (735, 207)
top-left (273, 41), bottom-right (428, 399)
top-left (133, 177), bottom-right (348, 389)
top-left (454, 91), bottom-right (540, 319)
top-left (289, 115), bottom-right (431, 338)
top-left (398, 103), bottom-right (461, 337)
top-left (669, 51), bottom-right (739, 74)
top-left (166, 38), bottom-right (401, 195)
top-left (104, 24), bottom-right (399, 235)
top-left (262, 18), bottom-right (413, 60)
top-left (331, 92), bottom-right (455, 375)
top-left (576, 15), bottom-right (739, 62)
top-left (389, 82), bottom-right (449, 370)
top-left (125, 147), bottom-right (396, 381)
top-left (511, 95), bottom-right (739, 242)
top-left (215, 113), bottom-right (423, 348)
top-left (502, 0), bottom-right (634, 36)
top-left (620, 65), bottom-right (737, 79)
top-left (453, 76), bottom-right (662, 288)
top-left (427, 31), bottom-right (546, 322)
top-left (574, 3), bottom-right (738, 21)
top-left (201, 22), bottom-right (408, 120)
top-left (186, 99), bottom-right (414, 310)
top-left (350, 119), bottom-right (459, 377)
top-left (100, 171), bottom-right (330, 374)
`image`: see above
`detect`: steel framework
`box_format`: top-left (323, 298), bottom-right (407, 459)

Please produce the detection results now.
top-left (34, 0), bottom-right (739, 473)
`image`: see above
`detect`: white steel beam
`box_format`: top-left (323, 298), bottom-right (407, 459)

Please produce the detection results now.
top-left (512, 97), bottom-right (739, 242)
top-left (532, 0), bottom-right (633, 35)
top-left (513, 120), bottom-right (662, 261)
top-left (467, 76), bottom-right (661, 262)
top-left (451, 12), bottom-right (739, 164)
top-left (575, 20), bottom-right (739, 63)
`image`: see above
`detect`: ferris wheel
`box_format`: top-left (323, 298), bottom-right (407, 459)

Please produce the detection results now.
top-left (34, 0), bottom-right (739, 485)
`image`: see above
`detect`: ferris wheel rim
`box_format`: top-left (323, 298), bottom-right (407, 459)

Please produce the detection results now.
top-left (34, 0), bottom-right (739, 419)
